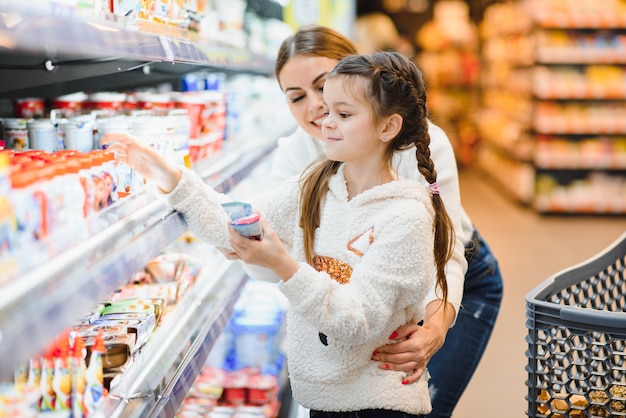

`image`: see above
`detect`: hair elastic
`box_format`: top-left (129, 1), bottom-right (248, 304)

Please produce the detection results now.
top-left (429, 182), bottom-right (440, 195)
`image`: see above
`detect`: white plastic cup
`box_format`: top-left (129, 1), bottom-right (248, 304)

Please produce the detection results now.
top-left (60, 119), bottom-right (94, 153)
top-left (27, 119), bottom-right (58, 152)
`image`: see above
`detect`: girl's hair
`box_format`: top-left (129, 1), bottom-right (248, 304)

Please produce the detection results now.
top-left (299, 51), bottom-right (455, 305)
top-left (275, 24), bottom-right (358, 84)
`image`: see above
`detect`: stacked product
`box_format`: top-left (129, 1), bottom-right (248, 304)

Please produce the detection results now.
top-left (0, 242), bottom-right (206, 416)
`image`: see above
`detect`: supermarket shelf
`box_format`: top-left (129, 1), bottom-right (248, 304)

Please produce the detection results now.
top-left (0, 138), bottom-right (278, 380)
top-left (0, 2), bottom-right (274, 96)
top-left (98, 256), bottom-right (249, 418)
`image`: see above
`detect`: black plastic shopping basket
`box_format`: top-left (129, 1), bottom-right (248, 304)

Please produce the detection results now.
top-left (526, 231), bottom-right (626, 418)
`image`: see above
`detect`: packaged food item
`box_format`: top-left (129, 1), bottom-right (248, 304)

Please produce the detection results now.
top-left (59, 118), bottom-right (94, 153)
top-left (101, 298), bottom-right (164, 323)
top-left (51, 92), bottom-right (88, 118)
top-left (83, 330), bottom-right (105, 416)
top-left (0, 152), bottom-right (16, 261)
top-left (52, 336), bottom-right (71, 412)
top-left (95, 116), bottom-right (130, 151)
top-left (246, 374), bottom-right (277, 405)
top-left (221, 201), bottom-right (252, 221)
top-left (71, 334), bottom-right (87, 418)
top-left (135, 91), bottom-right (173, 115)
top-left (174, 92), bottom-right (205, 139)
top-left (92, 317), bottom-right (155, 349)
top-left (114, 282), bottom-right (180, 304)
top-left (13, 98), bottom-right (44, 119)
top-left (87, 92), bottom-right (127, 116)
top-left (27, 119), bottom-right (58, 152)
top-left (231, 213), bottom-right (262, 240)
top-left (2, 118), bottom-right (30, 151)
top-left (131, 115), bottom-right (173, 160)
top-left (84, 332), bottom-right (135, 372)
top-left (39, 352), bottom-right (55, 411)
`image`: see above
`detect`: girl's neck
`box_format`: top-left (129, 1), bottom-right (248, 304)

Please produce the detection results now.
top-left (343, 163), bottom-right (397, 200)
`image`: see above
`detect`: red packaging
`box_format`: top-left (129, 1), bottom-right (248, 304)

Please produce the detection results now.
top-left (87, 92), bottom-right (127, 116)
top-left (51, 92), bottom-right (88, 118)
top-left (13, 98), bottom-right (45, 118)
top-left (174, 92), bottom-right (205, 139)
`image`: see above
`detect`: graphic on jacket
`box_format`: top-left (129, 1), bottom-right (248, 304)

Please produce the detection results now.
top-left (312, 226), bottom-right (375, 345)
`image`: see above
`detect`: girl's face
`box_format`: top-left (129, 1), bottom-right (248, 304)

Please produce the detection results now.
top-left (322, 77), bottom-right (386, 164)
top-left (278, 55), bottom-right (340, 140)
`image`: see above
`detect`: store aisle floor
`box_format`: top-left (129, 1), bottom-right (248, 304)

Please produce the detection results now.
top-left (452, 169), bottom-right (626, 418)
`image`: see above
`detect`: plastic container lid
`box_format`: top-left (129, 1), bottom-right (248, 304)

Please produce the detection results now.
top-left (27, 119), bottom-right (56, 129)
top-left (88, 92), bottom-right (127, 103)
top-left (2, 118), bottom-right (29, 129)
top-left (135, 92), bottom-right (171, 104)
top-left (53, 92), bottom-right (88, 103)
top-left (231, 213), bottom-right (260, 226)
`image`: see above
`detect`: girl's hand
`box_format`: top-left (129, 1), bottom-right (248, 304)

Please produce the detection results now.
top-left (227, 217), bottom-right (299, 281)
top-left (101, 132), bottom-right (181, 193)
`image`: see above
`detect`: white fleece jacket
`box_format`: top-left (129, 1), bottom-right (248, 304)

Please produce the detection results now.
top-left (269, 121), bottom-right (470, 315)
top-left (162, 165), bottom-right (436, 414)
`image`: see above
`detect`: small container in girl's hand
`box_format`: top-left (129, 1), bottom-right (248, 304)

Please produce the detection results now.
top-left (221, 201), bottom-right (252, 221)
top-left (231, 213), bottom-right (263, 241)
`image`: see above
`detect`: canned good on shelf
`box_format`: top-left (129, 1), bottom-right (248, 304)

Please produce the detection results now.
top-left (2, 118), bottom-right (30, 151)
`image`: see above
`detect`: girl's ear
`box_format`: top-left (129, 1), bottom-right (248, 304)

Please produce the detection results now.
top-left (380, 114), bottom-right (403, 142)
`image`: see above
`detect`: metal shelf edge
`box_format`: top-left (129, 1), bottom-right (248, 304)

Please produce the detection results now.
top-left (0, 3), bottom-right (274, 75)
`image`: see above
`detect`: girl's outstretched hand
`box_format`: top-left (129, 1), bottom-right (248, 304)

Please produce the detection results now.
top-left (227, 217), bottom-right (300, 282)
top-left (101, 132), bottom-right (182, 194)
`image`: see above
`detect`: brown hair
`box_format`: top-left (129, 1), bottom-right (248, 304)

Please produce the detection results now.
top-left (275, 25), bottom-right (358, 87)
top-left (299, 51), bottom-right (454, 305)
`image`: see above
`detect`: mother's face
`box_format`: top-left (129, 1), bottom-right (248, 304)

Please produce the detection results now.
top-left (278, 55), bottom-right (339, 140)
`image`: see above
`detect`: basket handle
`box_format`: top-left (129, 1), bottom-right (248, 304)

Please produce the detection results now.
top-left (561, 306), bottom-right (626, 329)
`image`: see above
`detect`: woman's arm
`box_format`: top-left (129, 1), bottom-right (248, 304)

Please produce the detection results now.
top-left (371, 298), bottom-right (456, 384)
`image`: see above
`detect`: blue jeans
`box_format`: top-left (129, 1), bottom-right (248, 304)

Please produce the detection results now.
top-left (425, 229), bottom-right (503, 418)
top-left (310, 410), bottom-right (423, 418)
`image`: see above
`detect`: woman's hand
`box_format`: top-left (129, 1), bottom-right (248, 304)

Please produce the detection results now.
top-left (371, 300), bottom-right (454, 384)
top-left (101, 132), bottom-right (182, 194)
top-left (227, 217), bottom-right (299, 281)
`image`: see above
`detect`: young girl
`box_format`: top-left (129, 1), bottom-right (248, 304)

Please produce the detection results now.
top-left (270, 25), bottom-right (503, 418)
top-left (103, 51), bottom-right (454, 417)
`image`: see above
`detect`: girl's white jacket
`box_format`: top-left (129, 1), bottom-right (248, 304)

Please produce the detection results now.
top-left (269, 122), bottom-right (472, 316)
top-left (161, 164), bottom-right (438, 414)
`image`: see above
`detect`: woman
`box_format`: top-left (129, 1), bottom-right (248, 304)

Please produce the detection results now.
top-left (270, 25), bottom-right (503, 418)
top-left (104, 51), bottom-right (455, 417)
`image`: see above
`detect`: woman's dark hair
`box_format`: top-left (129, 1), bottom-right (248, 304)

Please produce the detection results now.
top-left (299, 51), bottom-right (454, 306)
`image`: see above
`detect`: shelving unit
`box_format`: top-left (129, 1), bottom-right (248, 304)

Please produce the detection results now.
top-left (0, 2), bottom-right (295, 417)
top-left (416, 1), bottom-right (481, 166)
top-left (477, 0), bottom-right (626, 214)
top-left (0, 1), bottom-right (274, 98)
